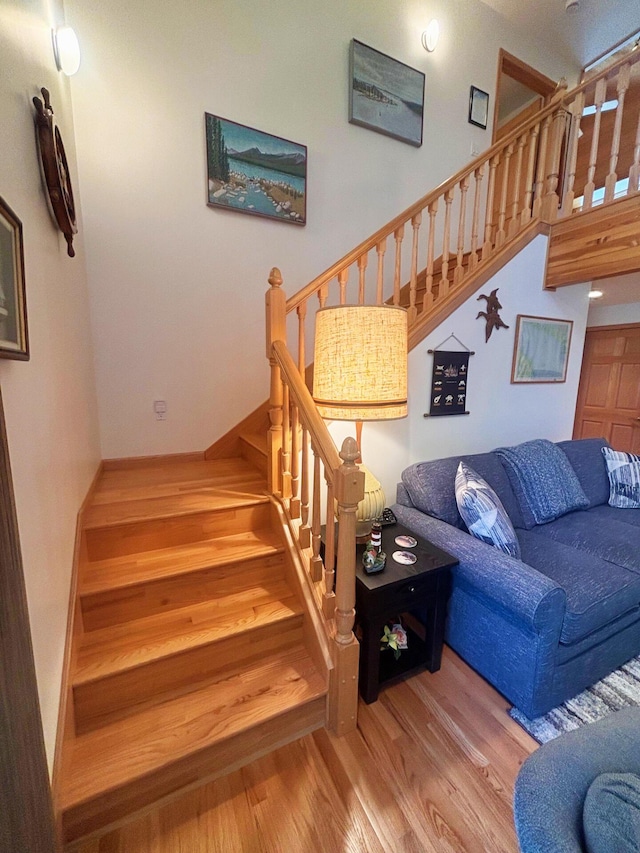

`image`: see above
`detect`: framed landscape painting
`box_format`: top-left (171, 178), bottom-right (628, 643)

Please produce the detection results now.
top-left (205, 114), bottom-right (307, 225)
top-left (349, 39), bottom-right (425, 147)
top-left (0, 197), bottom-right (28, 361)
top-left (511, 315), bottom-right (573, 384)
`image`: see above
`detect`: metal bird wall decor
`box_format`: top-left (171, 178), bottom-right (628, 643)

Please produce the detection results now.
top-left (476, 288), bottom-right (509, 342)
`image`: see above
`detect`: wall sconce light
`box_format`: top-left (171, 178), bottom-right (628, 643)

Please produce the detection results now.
top-left (422, 19), bottom-right (440, 53)
top-left (53, 26), bottom-right (81, 76)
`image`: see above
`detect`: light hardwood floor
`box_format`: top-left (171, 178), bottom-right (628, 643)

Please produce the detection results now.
top-left (77, 646), bottom-right (536, 852)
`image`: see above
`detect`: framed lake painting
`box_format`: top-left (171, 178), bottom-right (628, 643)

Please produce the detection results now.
top-left (349, 39), bottom-right (425, 147)
top-left (511, 315), bottom-right (573, 383)
top-left (205, 114), bottom-right (307, 225)
top-left (0, 197), bottom-right (28, 361)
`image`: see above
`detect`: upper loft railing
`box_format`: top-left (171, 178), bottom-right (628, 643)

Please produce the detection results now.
top-left (264, 46), bottom-right (640, 735)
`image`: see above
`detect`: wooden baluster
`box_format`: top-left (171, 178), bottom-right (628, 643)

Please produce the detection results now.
top-left (297, 300), bottom-right (307, 375)
top-left (328, 437), bottom-right (363, 735)
top-left (423, 199), bottom-right (438, 311)
top-left (318, 283), bottom-right (328, 308)
top-left (392, 224), bottom-right (405, 307)
top-left (323, 480), bottom-right (336, 619)
top-left (290, 401), bottom-right (300, 519)
top-left (583, 77), bottom-right (608, 210)
top-left (541, 107), bottom-right (570, 222)
top-left (482, 154), bottom-right (499, 259)
top-left (440, 189), bottom-right (454, 298)
top-left (470, 165), bottom-right (484, 270)
top-left (605, 64), bottom-right (631, 203)
top-left (533, 115), bottom-right (552, 219)
top-left (357, 253), bottom-right (368, 304)
top-left (299, 426), bottom-right (311, 549)
top-left (496, 143), bottom-right (513, 246)
top-left (561, 95), bottom-right (585, 216)
top-left (455, 176), bottom-right (469, 285)
top-left (376, 238), bottom-right (386, 304)
top-left (338, 268), bottom-right (348, 305)
top-left (522, 122), bottom-right (540, 224)
top-left (508, 134), bottom-right (526, 238)
top-left (408, 213), bottom-right (421, 322)
top-left (281, 382), bottom-right (292, 502)
top-left (266, 268), bottom-right (285, 495)
top-left (630, 111), bottom-right (640, 195)
top-left (310, 450), bottom-right (323, 582)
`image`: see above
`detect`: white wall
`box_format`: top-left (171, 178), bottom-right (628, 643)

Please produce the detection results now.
top-left (0, 0), bottom-right (101, 767)
top-left (331, 235), bottom-right (590, 502)
top-left (65, 0), bottom-right (578, 459)
top-left (588, 302), bottom-right (640, 326)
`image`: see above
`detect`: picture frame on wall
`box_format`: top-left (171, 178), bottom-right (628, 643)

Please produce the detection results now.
top-left (349, 39), bottom-right (425, 147)
top-left (468, 86), bottom-right (489, 129)
top-left (0, 197), bottom-right (28, 361)
top-left (205, 114), bottom-right (307, 225)
top-left (511, 315), bottom-right (573, 384)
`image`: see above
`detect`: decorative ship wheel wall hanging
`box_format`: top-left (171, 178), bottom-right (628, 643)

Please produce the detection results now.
top-left (33, 87), bottom-right (78, 257)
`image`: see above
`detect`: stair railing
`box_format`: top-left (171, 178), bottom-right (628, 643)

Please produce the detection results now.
top-left (266, 268), bottom-right (363, 735)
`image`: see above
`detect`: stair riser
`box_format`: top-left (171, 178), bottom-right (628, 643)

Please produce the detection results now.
top-left (62, 695), bottom-right (326, 846)
top-left (73, 617), bottom-right (304, 734)
top-left (85, 502), bottom-right (271, 561)
top-left (81, 553), bottom-right (285, 630)
top-left (239, 437), bottom-right (268, 476)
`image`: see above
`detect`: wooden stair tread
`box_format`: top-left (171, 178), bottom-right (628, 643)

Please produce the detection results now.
top-left (75, 584), bottom-right (301, 684)
top-left (60, 646), bottom-right (326, 809)
top-left (80, 529), bottom-right (284, 595)
top-left (84, 487), bottom-right (268, 529)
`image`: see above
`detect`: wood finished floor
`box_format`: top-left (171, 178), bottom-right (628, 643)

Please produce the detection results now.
top-left (77, 646), bottom-right (536, 852)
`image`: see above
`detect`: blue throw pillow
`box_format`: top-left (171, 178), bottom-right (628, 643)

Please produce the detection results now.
top-left (455, 461), bottom-right (521, 559)
top-left (602, 447), bottom-right (640, 508)
top-left (583, 772), bottom-right (640, 853)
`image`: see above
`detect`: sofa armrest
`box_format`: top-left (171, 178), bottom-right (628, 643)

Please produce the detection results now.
top-left (392, 504), bottom-right (566, 634)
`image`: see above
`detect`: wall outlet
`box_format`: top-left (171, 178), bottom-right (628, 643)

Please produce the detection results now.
top-left (153, 399), bottom-right (167, 420)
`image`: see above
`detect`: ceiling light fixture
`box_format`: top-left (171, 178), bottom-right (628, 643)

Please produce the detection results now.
top-left (565, 0), bottom-right (579, 12)
top-left (422, 19), bottom-right (440, 53)
top-left (588, 289), bottom-right (603, 299)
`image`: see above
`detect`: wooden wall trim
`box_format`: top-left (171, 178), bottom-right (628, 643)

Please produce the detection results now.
top-left (51, 461), bottom-right (104, 839)
top-left (0, 389), bottom-right (58, 852)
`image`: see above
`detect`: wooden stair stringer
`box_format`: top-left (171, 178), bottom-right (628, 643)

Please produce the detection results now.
top-left (408, 218), bottom-right (550, 350)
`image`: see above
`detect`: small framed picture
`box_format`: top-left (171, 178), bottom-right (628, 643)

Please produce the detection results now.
top-left (0, 197), bottom-right (28, 361)
top-left (468, 86), bottom-right (489, 130)
top-left (511, 315), bottom-right (573, 384)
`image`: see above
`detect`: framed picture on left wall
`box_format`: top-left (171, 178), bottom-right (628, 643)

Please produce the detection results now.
top-left (205, 114), bottom-right (307, 225)
top-left (0, 198), bottom-right (28, 361)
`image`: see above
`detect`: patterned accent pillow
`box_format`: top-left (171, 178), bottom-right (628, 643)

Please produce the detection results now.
top-left (455, 461), bottom-right (521, 559)
top-left (602, 446), bottom-right (640, 508)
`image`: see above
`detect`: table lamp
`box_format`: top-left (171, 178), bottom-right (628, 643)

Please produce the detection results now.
top-left (313, 304), bottom-right (408, 540)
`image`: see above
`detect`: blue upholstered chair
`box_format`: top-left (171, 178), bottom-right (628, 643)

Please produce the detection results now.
top-left (513, 707), bottom-right (640, 853)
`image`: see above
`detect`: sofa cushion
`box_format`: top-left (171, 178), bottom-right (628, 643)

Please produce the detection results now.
top-left (517, 529), bottom-right (640, 644)
top-left (401, 452), bottom-right (524, 529)
top-left (531, 510), bottom-right (640, 574)
top-left (583, 772), bottom-right (640, 853)
top-left (495, 439), bottom-right (589, 528)
top-left (584, 504), bottom-right (640, 529)
top-left (603, 447), bottom-right (640, 509)
top-left (557, 437), bottom-right (610, 508)
top-left (454, 461), bottom-right (521, 559)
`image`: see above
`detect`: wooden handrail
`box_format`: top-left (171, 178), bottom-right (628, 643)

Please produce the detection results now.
top-left (272, 340), bottom-right (340, 475)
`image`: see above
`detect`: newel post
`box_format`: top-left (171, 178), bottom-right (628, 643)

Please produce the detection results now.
top-left (266, 268), bottom-right (286, 496)
top-left (541, 79), bottom-right (570, 222)
top-left (328, 437), bottom-right (364, 735)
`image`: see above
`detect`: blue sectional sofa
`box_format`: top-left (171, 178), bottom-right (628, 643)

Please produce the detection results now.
top-left (393, 438), bottom-right (640, 718)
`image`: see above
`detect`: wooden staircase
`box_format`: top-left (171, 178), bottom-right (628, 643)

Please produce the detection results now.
top-left (57, 454), bottom-right (327, 847)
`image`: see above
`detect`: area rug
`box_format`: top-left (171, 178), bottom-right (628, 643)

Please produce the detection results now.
top-left (509, 654), bottom-right (640, 744)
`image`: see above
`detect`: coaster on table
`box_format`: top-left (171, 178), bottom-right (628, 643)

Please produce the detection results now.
top-left (395, 534), bottom-right (417, 548)
top-left (393, 550), bottom-right (417, 565)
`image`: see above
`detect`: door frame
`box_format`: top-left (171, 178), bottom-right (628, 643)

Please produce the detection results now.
top-left (0, 388), bottom-right (58, 852)
top-left (492, 49), bottom-right (558, 143)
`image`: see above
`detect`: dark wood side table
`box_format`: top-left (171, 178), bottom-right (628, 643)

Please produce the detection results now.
top-left (354, 522), bottom-right (458, 704)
